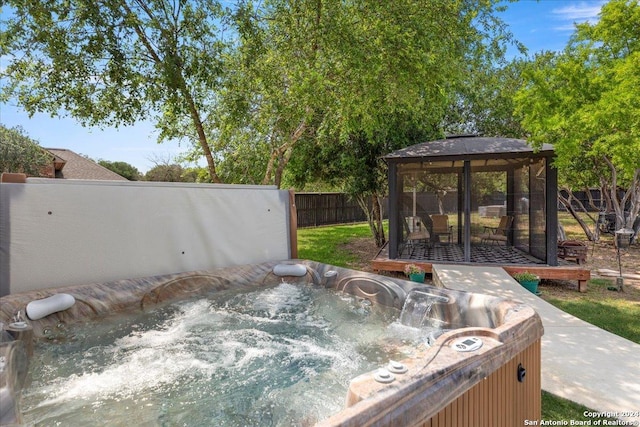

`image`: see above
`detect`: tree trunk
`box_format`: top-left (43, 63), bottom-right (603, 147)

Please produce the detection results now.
top-left (623, 168), bottom-right (640, 243)
top-left (121, 2), bottom-right (221, 183)
top-left (273, 145), bottom-right (294, 189)
top-left (356, 193), bottom-right (386, 248)
top-left (598, 158), bottom-right (640, 243)
top-left (263, 121), bottom-right (306, 188)
top-left (557, 192), bottom-right (595, 241)
top-left (619, 168), bottom-right (640, 230)
top-left (372, 193), bottom-right (386, 247)
top-left (602, 156), bottom-right (638, 231)
top-left (604, 157), bottom-right (625, 229)
top-left (187, 97), bottom-right (221, 183)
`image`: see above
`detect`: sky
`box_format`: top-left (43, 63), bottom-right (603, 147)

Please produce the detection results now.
top-left (0, 0), bottom-right (607, 174)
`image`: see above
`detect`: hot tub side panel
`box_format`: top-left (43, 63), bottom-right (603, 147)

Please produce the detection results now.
top-left (324, 338), bottom-right (541, 427)
top-left (419, 339), bottom-right (541, 427)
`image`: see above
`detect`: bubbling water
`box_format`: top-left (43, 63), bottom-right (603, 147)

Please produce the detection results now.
top-left (22, 283), bottom-right (438, 426)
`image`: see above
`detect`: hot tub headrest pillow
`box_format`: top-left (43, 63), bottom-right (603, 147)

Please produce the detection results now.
top-left (273, 264), bottom-right (308, 277)
top-left (26, 293), bottom-right (76, 320)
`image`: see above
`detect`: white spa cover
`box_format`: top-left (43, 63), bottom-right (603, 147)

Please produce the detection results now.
top-left (0, 179), bottom-right (292, 295)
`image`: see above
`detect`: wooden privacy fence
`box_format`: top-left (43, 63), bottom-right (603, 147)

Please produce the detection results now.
top-left (295, 193), bottom-right (369, 227)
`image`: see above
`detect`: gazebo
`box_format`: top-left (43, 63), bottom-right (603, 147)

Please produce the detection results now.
top-left (373, 135), bottom-right (589, 290)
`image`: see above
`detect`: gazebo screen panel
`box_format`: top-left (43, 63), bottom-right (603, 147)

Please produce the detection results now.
top-left (529, 158), bottom-right (548, 262)
top-left (468, 167), bottom-right (507, 246)
top-left (397, 163), bottom-right (460, 249)
top-left (514, 163), bottom-right (530, 252)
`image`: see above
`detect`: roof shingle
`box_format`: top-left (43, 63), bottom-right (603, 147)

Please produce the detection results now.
top-left (384, 136), bottom-right (554, 160)
top-left (45, 148), bottom-right (128, 180)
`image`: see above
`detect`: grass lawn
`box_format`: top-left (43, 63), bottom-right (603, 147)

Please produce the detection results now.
top-left (541, 391), bottom-right (617, 423)
top-left (297, 222), bottom-right (374, 267)
top-left (297, 220), bottom-right (639, 422)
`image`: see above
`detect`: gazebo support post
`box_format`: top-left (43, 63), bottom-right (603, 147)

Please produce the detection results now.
top-left (463, 160), bottom-right (472, 262)
top-left (507, 168), bottom-right (516, 246)
top-left (388, 161), bottom-right (400, 259)
top-left (457, 170), bottom-right (464, 247)
top-left (546, 160), bottom-right (558, 266)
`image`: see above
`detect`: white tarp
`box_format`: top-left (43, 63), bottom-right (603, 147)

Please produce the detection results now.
top-left (0, 179), bottom-right (292, 295)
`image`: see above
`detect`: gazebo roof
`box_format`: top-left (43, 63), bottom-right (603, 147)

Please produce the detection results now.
top-left (384, 136), bottom-right (554, 161)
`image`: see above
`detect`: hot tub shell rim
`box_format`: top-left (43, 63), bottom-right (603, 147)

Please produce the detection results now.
top-left (0, 259), bottom-right (543, 427)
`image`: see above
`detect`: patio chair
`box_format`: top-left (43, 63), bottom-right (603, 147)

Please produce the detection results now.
top-left (430, 214), bottom-right (453, 244)
top-left (479, 215), bottom-right (513, 245)
top-left (404, 216), bottom-right (430, 247)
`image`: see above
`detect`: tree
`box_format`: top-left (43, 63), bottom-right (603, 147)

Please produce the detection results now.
top-left (444, 59), bottom-right (527, 138)
top-left (181, 166), bottom-right (210, 182)
top-left (287, 115), bottom-right (439, 246)
top-left (213, 0), bottom-right (515, 245)
top-left (98, 160), bottom-right (141, 181)
top-left (515, 0), bottom-right (640, 241)
top-left (1, 0), bottom-right (231, 182)
top-left (0, 124), bottom-right (52, 176)
top-left (144, 164), bottom-right (187, 182)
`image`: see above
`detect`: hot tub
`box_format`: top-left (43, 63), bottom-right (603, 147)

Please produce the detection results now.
top-left (0, 260), bottom-right (542, 426)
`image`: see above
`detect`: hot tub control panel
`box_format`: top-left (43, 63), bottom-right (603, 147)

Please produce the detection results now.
top-left (452, 336), bottom-right (483, 352)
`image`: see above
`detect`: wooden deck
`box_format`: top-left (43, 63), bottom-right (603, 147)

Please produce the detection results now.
top-left (372, 242), bottom-right (591, 292)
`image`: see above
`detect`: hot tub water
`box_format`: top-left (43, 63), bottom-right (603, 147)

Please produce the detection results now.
top-left (21, 282), bottom-right (438, 426)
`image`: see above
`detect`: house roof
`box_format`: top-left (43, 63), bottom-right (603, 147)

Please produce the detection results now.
top-left (45, 148), bottom-right (128, 181)
top-left (384, 136), bottom-right (554, 161)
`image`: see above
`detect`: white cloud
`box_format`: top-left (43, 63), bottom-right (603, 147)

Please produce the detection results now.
top-left (549, 1), bottom-right (606, 33)
top-left (553, 23), bottom-right (581, 32)
top-left (552, 1), bottom-right (605, 23)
